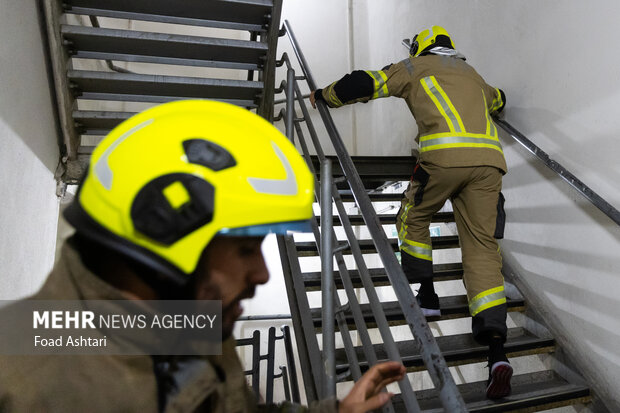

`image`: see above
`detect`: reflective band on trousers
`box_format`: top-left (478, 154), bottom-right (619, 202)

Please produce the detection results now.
top-left (421, 76), bottom-right (465, 133)
top-left (366, 70), bottom-right (389, 99)
top-left (469, 286), bottom-right (506, 317)
top-left (399, 238), bottom-right (432, 261)
top-left (419, 134), bottom-right (504, 153)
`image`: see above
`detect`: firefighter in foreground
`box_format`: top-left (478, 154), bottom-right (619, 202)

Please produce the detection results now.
top-left (311, 25), bottom-right (511, 399)
top-left (0, 100), bottom-right (405, 412)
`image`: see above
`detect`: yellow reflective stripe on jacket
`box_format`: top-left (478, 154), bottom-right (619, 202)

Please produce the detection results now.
top-left (419, 132), bottom-right (504, 154)
top-left (481, 91), bottom-right (498, 138)
top-left (365, 70), bottom-right (389, 99)
top-left (469, 286), bottom-right (506, 317)
top-left (491, 87), bottom-right (504, 113)
top-left (324, 81), bottom-right (344, 107)
top-left (420, 76), bottom-right (466, 133)
top-left (400, 238), bottom-right (432, 261)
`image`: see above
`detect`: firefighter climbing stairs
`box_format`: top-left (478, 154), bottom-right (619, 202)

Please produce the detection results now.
top-left (279, 154), bottom-right (594, 412)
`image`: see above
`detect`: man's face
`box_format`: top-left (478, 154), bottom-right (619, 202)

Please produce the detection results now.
top-left (195, 236), bottom-right (269, 338)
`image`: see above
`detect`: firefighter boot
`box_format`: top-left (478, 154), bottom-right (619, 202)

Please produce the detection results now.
top-left (416, 279), bottom-right (440, 317)
top-left (486, 334), bottom-right (512, 399)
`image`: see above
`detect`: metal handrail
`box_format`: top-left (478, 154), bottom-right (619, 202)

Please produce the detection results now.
top-left (495, 118), bottom-right (620, 226)
top-left (281, 58), bottom-right (378, 401)
top-left (280, 20), bottom-right (468, 412)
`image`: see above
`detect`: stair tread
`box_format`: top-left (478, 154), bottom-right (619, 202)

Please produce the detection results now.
top-left (311, 155), bottom-right (414, 180)
top-left (315, 211), bottom-right (455, 226)
top-left (332, 327), bottom-right (554, 374)
top-left (68, 70), bottom-right (262, 106)
top-left (64, 0), bottom-right (273, 32)
top-left (391, 370), bottom-right (589, 412)
top-left (73, 110), bottom-right (135, 135)
top-left (295, 236), bottom-right (460, 256)
top-left (339, 192), bottom-right (405, 202)
top-left (62, 25), bottom-right (267, 70)
top-left (302, 262), bottom-right (463, 290)
top-left (310, 295), bottom-right (526, 328)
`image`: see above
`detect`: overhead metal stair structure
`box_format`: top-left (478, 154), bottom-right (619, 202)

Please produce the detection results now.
top-left (41, 0), bottom-right (282, 182)
top-left (39, 1), bottom-right (617, 411)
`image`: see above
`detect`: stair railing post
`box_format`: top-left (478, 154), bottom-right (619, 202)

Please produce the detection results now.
top-left (320, 158), bottom-right (336, 399)
top-left (285, 67), bottom-right (295, 141)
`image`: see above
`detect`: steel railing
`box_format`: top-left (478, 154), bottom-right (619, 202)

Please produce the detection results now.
top-left (235, 326), bottom-right (301, 404)
top-left (274, 20), bottom-right (468, 412)
top-left (495, 118), bottom-right (620, 226)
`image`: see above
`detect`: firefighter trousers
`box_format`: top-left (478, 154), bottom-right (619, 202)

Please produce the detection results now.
top-left (395, 162), bottom-right (507, 344)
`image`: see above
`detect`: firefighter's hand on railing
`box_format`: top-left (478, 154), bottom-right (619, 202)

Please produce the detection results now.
top-left (338, 361), bottom-right (406, 413)
top-left (310, 90), bottom-right (317, 109)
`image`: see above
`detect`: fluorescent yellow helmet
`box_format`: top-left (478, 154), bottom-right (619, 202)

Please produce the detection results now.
top-left (64, 100), bottom-right (314, 285)
top-left (409, 25), bottom-right (455, 57)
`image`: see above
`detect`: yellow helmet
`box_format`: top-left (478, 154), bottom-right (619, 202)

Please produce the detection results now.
top-left (64, 100), bottom-right (314, 285)
top-left (409, 25), bottom-right (455, 57)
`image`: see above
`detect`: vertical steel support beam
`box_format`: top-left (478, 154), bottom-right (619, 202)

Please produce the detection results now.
top-left (266, 326), bottom-right (277, 404)
top-left (320, 159), bottom-right (336, 399)
top-left (251, 329), bottom-right (261, 398)
top-left (281, 325), bottom-right (301, 403)
top-left (285, 67), bottom-right (295, 141)
top-left (41, 0), bottom-right (80, 176)
top-left (256, 0), bottom-right (283, 121)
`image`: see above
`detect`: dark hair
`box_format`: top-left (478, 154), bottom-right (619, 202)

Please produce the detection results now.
top-left (71, 233), bottom-right (195, 299)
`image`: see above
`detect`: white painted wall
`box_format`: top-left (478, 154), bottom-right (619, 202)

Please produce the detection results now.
top-left (0, 1), bottom-right (60, 299)
top-left (268, 0), bottom-right (620, 408)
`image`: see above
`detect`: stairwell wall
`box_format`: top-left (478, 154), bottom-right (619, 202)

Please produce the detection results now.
top-left (279, 0), bottom-right (620, 408)
top-left (0, 1), bottom-right (60, 299)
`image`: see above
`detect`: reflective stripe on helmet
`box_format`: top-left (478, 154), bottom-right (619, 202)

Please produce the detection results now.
top-left (94, 119), bottom-right (153, 190)
top-left (469, 286), bottom-right (506, 317)
top-left (247, 141), bottom-right (298, 196)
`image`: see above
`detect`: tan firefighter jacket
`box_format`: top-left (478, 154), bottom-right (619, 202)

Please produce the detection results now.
top-left (0, 240), bottom-right (337, 413)
top-left (317, 54), bottom-right (507, 173)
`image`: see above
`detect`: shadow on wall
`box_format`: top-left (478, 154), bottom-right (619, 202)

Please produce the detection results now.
top-left (501, 106), bottom-right (620, 203)
top-left (502, 250), bottom-right (620, 411)
top-left (502, 238), bottom-right (620, 284)
top-left (499, 130), bottom-right (620, 243)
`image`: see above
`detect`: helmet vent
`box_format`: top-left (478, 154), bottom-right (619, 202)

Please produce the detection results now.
top-left (131, 173), bottom-right (215, 245)
top-left (183, 139), bottom-right (236, 171)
